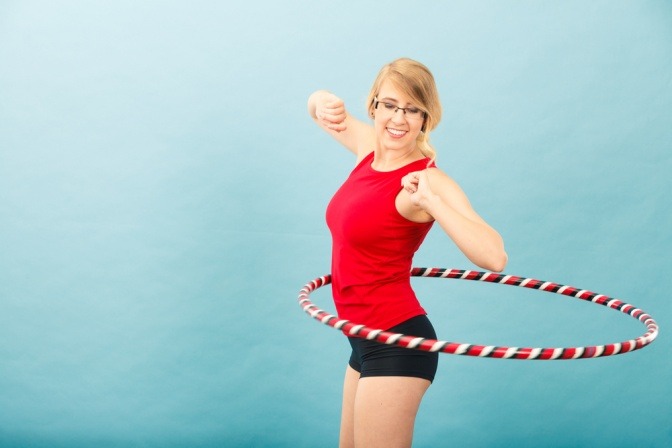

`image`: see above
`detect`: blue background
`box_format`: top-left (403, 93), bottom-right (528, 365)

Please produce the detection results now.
top-left (1, 1), bottom-right (670, 447)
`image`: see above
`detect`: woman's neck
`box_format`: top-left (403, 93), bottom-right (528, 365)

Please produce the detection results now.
top-left (371, 145), bottom-right (423, 172)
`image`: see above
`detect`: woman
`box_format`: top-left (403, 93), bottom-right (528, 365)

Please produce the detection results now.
top-left (308, 58), bottom-right (507, 448)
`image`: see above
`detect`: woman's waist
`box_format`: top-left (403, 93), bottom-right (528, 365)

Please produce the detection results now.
top-left (333, 277), bottom-right (415, 302)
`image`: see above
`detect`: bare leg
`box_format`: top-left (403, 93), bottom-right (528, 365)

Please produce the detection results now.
top-left (353, 376), bottom-right (431, 448)
top-left (339, 365), bottom-right (360, 448)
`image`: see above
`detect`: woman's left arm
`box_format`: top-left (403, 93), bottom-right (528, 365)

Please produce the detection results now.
top-left (403, 168), bottom-right (508, 272)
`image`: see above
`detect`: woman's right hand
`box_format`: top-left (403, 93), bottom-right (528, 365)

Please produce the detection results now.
top-left (312, 91), bottom-right (348, 132)
top-left (308, 89), bottom-right (373, 157)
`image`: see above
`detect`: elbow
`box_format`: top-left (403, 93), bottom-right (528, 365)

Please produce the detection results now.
top-left (478, 248), bottom-right (508, 273)
top-left (489, 251), bottom-right (508, 273)
top-left (487, 234), bottom-right (508, 273)
top-left (462, 229), bottom-right (508, 272)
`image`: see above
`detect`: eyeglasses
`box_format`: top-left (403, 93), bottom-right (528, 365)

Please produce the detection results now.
top-left (374, 97), bottom-right (425, 121)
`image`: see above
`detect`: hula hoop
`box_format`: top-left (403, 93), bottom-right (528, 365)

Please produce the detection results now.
top-left (298, 267), bottom-right (659, 360)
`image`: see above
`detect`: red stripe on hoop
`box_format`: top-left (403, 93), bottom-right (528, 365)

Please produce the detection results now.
top-left (442, 343), bottom-right (463, 354)
top-left (593, 295), bottom-right (609, 305)
top-left (608, 300), bottom-right (624, 309)
top-left (429, 267), bottom-right (443, 277)
top-left (562, 348), bottom-right (577, 359)
top-left (560, 286), bottom-right (579, 296)
top-left (581, 346), bottom-right (597, 358)
top-left (375, 332), bottom-right (397, 344)
top-left (418, 339), bottom-right (439, 351)
top-left (490, 347), bottom-right (510, 358)
top-left (538, 349), bottom-right (557, 360)
top-left (541, 282), bottom-right (560, 292)
top-left (480, 272), bottom-right (499, 282)
top-left (578, 291), bottom-right (595, 300)
top-left (357, 327), bottom-right (373, 338)
top-left (621, 304), bottom-right (634, 314)
top-left (603, 344), bottom-right (618, 356)
top-left (503, 275), bottom-right (523, 285)
top-left (398, 335), bottom-right (417, 347)
top-left (460, 270), bottom-right (477, 280)
top-left (524, 279), bottom-right (543, 289)
top-left (467, 345), bottom-right (488, 356)
top-left (515, 348), bottom-right (534, 359)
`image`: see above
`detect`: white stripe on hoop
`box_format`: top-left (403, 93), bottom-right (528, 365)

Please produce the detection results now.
top-left (333, 320), bottom-right (348, 329)
top-left (430, 341), bottom-right (446, 352)
top-left (348, 325), bottom-right (364, 335)
top-left (366, 329), bottom-right (383, 340)
top-left (550, 348), bottom-right (563, 359)
top-left (386, 333), bottom-right (403, 344)
top-left (320, 314), bottom-right (335, 324)
top-left (454, 344), bottom-right (470, 355)
top-left (592, 294), bottom-right (605, 303)
top-left (479, 346), bottom-right (495, 357)
top-left (606, 299), bottom-right (620, 308)
top-left (503, 347), bottom-right (518, 358)
top-left (478, 272), bottom-right (492, 281)
top-left (407, 337), bottom-right (425, 349)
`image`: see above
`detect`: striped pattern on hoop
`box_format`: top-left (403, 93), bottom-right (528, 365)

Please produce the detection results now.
top-left (297, 268), bottom-right (659, 360)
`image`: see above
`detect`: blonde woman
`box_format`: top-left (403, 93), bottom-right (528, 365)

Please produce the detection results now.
top-left (308, 58), bottom-right (507, 448)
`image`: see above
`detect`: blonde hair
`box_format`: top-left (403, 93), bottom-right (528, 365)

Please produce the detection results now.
top-left (366, 58), bottom-right (442, 164)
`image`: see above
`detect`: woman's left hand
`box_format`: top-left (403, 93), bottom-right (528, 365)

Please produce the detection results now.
top-left (401, 170), bottom-right (434, 208)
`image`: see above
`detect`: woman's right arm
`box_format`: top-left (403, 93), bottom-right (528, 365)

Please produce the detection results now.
top-left (307, 90), bottom-right (374, 158)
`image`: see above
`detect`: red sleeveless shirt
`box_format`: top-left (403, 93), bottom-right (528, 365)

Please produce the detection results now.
top-left (326, 151), bottom-right (434, 330)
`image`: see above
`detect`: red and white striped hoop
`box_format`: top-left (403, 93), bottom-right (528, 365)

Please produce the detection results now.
top-left (297, 267), bottom-right (659, 360)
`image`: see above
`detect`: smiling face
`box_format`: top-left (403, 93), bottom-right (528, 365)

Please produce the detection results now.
top-left (366, 58), bottom-right (442, 163)
top-left (373, 80), bottom-right (426, 154)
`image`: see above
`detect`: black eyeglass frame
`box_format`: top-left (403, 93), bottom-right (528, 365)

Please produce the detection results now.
top-left (373, 97), bottom-right (427, 132)
top-left (373, 98), bottom-right (426, 117)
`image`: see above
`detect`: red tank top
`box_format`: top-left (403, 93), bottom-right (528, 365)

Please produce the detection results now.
top-left (326, 151), bottom-right (434, 330)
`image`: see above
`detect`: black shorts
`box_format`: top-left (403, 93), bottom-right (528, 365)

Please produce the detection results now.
top-left (347, 315), bottom-right (439, 383)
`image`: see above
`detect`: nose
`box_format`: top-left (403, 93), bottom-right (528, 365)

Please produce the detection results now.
top-left (390, 108), bottom-right (406, 123)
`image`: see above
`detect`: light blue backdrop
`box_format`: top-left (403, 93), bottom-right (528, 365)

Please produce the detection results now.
top-left (1, 1), bottom-right (670, 447)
